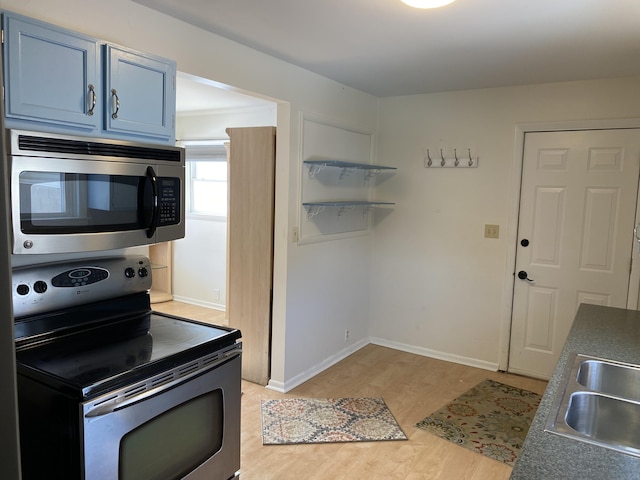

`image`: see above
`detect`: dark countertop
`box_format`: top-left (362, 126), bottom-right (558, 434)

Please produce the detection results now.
top-left (510, 304), bottom-right (640, 480)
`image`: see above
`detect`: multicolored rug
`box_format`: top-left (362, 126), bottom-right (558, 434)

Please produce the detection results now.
top-left (261, 397), bottom-right (407, 445)
top-left (415, 379), bottom-right (541, 466)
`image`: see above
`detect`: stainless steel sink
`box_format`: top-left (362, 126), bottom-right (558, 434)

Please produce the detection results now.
top-left (565, 392), bottom-right (640, 452)
top-left (545, 353), bottom-right (640, 457)
top-left (576, 359), bottom-right (640, 401)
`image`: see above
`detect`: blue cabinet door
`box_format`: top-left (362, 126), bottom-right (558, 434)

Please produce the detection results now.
top-left (3, 13), bottom-right (100, 130)
top-left (105, 45), bottom-right (175, 141)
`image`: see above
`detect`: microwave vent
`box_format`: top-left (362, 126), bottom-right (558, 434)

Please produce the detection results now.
top-left (16, 134), bottom-right (182, 162)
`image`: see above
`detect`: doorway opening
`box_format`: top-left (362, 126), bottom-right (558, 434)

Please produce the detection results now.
top-left (151, 72), bottom-right (279, 383)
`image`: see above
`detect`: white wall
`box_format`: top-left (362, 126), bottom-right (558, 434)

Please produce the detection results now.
top-left (172, 218), bottom-right (227, 309)
top-left (177, 106), bottom-right (277, 140)
top-left (371, 77), bottom-right (640, 369)
top-left (2, 0), bottom-right (379, 390)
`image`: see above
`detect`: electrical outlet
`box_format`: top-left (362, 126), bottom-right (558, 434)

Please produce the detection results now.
top-left (213, 289), bottom-right (221, 301)
top-left (344, 329), bottom-right (350, 341)
top-left (290, 226), bottom-right (299, 243)
top-left (484, 224), bottom-right (500, 239)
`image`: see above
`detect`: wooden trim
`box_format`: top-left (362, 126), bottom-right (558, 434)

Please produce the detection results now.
top-left (226, 126), bottom-right (276, 385)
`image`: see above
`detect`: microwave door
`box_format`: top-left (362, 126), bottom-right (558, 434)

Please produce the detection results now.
top-left (11, 157), bottom-right (156, 254)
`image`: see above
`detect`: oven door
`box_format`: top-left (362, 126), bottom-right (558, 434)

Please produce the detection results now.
top-left (81, 348), bottom-right (241, 480)
top-left (11, 155), bottom-right (183, 254)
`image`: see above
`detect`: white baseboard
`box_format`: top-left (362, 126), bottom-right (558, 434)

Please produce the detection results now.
top-left (505, 366), bottom-right (550, 381)
top-left (172, 295), bottom-right (225, 312)
top-left (266, 338), bottom-right (369, 393)
top-left (266, 337), bottom-right (499, 394)
top-left (265, 379), bottom-right (286, 393)
top-left (369, 337), bottom-right (499, 372)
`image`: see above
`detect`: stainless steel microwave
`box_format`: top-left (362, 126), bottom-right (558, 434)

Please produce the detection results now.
top-left (7, 129), bottom-right (185, 254)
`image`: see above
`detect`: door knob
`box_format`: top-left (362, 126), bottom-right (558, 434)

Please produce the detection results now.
top-left (517, 270), bottom-right (534, 282)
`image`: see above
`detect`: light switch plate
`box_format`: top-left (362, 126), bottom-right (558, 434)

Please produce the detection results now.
top-left (485, 224), bottom-right (499, 239)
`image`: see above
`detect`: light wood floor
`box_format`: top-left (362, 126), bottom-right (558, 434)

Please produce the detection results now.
top-left (152, 299), bottom-right (227, 326)
top-left (152, 302), bottom-right (548, 480)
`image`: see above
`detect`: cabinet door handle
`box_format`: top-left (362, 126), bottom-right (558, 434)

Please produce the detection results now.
top-left (87, 84), bottom-right (96, 116)
top-left (111, 88), bottom-right (120, 119)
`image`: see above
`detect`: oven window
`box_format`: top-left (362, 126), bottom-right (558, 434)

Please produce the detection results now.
top-left (119, 389), bottom-right (224, 480)
top-left (19, 171), bottom-right (153, 233)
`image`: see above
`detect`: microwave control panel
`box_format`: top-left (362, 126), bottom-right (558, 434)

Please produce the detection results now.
top-left (158, 177), bottom-right (181, 226)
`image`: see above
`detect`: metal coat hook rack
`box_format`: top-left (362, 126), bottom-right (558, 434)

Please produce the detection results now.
top-left (424, 148), bottom-right (478, 168)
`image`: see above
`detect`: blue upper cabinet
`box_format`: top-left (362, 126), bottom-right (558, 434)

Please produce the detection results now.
top-left (105, 45), bottom-right (176, 141)
top-left (3, 13), bottom-right (100, 130)
top-left (2, 12), bottom-right (176, 144)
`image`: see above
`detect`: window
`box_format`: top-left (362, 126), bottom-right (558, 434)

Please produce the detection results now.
top-left (183, 143), bottom-right (228, 218)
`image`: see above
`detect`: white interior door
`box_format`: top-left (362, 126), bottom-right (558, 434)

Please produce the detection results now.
top-left (509, 129), bottom-right (640, 379)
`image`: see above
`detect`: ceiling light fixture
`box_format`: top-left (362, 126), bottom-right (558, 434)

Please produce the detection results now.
top-left (401, 0), bottom-right (457, 8)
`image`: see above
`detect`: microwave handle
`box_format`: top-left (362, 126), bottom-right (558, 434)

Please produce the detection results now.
top-left (146, 166), bottom-right (160, 239)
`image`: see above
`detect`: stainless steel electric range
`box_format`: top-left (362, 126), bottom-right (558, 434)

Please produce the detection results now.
top-left (12, 255), bottom-right (242, 480)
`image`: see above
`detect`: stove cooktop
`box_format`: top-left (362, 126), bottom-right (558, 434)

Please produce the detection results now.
top-left (13, 255), bottom-right (241, 400)
top-left (16, 312), bottom-right (241, 399)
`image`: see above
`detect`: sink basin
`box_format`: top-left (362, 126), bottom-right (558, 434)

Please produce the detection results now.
top-left (564, 392), bottom-right (640, 454)
top-left (576, 359), bottom-right (640, 401)
top-left (545, 353), bottom-right (640, 457)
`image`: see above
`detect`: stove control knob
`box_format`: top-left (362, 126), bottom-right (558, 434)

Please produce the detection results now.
top-left (16, 284), bottom-right (29, 296)
top-left (124, 267), bottom-right (136, 279)
top-left (138, 267), bottom-right (149, 278)
top-left (33, 281), bottom-right (48, 294)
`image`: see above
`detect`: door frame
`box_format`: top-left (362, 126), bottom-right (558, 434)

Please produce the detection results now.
top-left (498, 118), bottom-right (640, 371)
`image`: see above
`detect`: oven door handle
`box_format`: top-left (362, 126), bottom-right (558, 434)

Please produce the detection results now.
top-left (145, 166), bottom-right (159, 239)
top-left (84, 349), bottom-right (241, 418)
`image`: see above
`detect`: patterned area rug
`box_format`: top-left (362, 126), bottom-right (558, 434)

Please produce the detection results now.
top-left (261, 397), bottom-right (407, 445)
top-left (416, 379), bottom-right (541, 466)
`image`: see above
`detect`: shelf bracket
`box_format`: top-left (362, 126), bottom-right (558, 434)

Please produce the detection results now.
top-left (306, 163), bottom-right (326, 178)
top-left (304, 204), bottom-right (325, 219)
top-left (339, 167), bottom-right (357, 180)
top-left (337, 205), bottom-right (355, 217)
top-left (365, 168), bottom-right (383, 180)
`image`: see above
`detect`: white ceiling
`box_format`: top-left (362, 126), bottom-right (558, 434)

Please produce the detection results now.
top-left (141, 0), bottom-right (640, 107)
